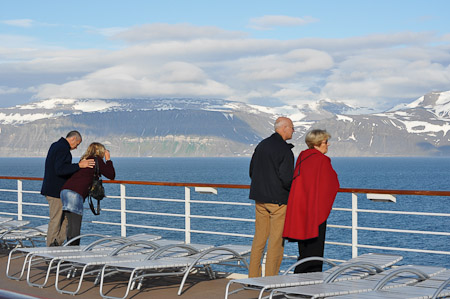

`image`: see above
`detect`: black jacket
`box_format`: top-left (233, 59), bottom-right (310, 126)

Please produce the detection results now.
top-left (249, 132), bottom-right (294, 204)
top-left (41, 137), bottom-right (80, 198)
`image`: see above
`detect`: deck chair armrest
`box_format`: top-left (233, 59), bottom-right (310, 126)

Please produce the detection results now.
top-left (431, 277), bottom-right (450, 299)
top-left (31, 226), bottom-right (47, 234)
top-left (0, 226), bottom-right (30, 238)
top-left (187, 247), bottom-right (249, 268)
top-left (82, 236), bottom-right (131, 251)
top-left (109, 240), bottom-right (160, 256)
top-left (1, 224), bottom-right (47, 236)
top-left (324, 261), bottom-right (384, 283)
top-left (373, 268), bottom-right (430, 290)
top-left (65, 233), bottom-right (111, 246)
top-left (283, 257), bottom-right (337, 275)
top-left (146, 244), bottom-right (201, 260)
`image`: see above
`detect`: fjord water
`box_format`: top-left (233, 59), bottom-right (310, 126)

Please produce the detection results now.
top-left (0, 157), bottom-right (449, 269)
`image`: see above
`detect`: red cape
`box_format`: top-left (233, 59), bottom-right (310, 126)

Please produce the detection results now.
top-left (282, 148), bottom-right (339, 240)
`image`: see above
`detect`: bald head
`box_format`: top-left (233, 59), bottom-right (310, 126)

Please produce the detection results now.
top-left (274, 117), bottom-right (294, 141)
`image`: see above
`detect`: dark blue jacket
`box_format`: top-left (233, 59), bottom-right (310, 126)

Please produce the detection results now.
top-left (249, 132), bottom-right (294, 205)
top-left (41, 137), bottom-right (80, 198)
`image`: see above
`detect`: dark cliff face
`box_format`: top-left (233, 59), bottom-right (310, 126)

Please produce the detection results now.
top-left (0, 94), bottom-right (449, 157)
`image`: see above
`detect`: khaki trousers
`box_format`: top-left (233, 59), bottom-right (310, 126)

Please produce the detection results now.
top-left (249, 202), bottom-right (286, 277)
top-left (46, 196), bottom-right (68, 246)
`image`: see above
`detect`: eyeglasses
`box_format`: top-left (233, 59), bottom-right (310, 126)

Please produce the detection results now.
top-left (322, 140), bottom-right (329, 145)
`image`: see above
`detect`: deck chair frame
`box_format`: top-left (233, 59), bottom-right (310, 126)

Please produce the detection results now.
top-left (53, 241), bottom-right (214, 296)
top-left (22, 233), bottom-right (160, 288)
top-left (269, 265), bottom-right (447, 299)
top-left (98, 244), bottom-right (251, 299)
top-left (7, 233), bottom-right (111, 281)
top-left (0, 224), bottom-right (47, 249)
top-left (225, 253), bottom-right (403, 299)
top-left (329, 269), bottom-right (450, 299)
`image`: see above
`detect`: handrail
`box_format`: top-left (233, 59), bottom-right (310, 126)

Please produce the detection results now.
top-left (1, 176), bottom-right (450, 196)
top-left (339, 187), bottom-right (450, 197)
top-left (0, 175), bottom-right (449, 266)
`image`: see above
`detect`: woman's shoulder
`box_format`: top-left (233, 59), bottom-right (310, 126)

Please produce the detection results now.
top-left (299, 149), bottom-right (330, 161)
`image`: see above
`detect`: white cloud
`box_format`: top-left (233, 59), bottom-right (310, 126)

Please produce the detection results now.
top-left (0, 24), bottom-right (449, 111)
top-left (249, 15), bottom-right (318, 30)
top-left (34, 62), bottom-right (234, 99)
top-left (113, 23), bottom-right (246, 43)
top-left (320, 45), bottom-right (450, 108)
top-left (236, 49), bottom-right (333, 80)
top-left (0, 86), bottom-right (21, 95)
top-left (1, 19), bottom-right (34, 28)
top-left (83, 26), bottom-right (128, 37)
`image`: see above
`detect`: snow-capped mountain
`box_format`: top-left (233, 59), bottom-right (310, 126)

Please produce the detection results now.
top-left (315, 91), bottom-right (450, 156)
top-left (0, 92), bottom-right (449, 157)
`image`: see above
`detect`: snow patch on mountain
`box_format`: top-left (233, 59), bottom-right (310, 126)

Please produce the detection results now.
top-left (434, 91), bottom-right (450, 118)
top-left (336, 115), bottom-right (353, 122)
top-left (18, 98), bottom-right (76, 110)
top-left (397, 120), bottom-right (450, 135)
top-left (390, 91), bottom-right (450, 120)
top-left (73, 100), bottom-right (121, 112)
top-left (0, 112), bottom-right (63, 124)
top-left (223, 113), bottom-right (234, 120)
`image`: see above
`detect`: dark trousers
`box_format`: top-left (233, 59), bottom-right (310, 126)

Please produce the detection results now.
top-left (294, 221), bottom-right (327, 273)
top-left (65, 211), bottom-right (83, 246)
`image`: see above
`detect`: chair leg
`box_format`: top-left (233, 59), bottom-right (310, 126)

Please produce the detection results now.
top-left (100, 266), bottom-right (137, 299)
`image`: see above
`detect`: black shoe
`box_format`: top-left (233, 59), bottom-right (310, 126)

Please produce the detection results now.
top-left (49, 240), bottom-right (59, 247)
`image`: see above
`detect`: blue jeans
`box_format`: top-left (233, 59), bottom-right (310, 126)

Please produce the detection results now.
top-left (61, 189), bottom-right (84, 215)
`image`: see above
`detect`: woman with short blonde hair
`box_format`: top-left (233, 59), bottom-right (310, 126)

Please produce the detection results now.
top-left (305, 129), bottom-right (331, 149)
top-left (283, 128), bottom-right (339, 273)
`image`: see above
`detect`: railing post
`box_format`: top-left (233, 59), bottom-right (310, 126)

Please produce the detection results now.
top-left (185, 187), bottom-right (191, 244)
top-left (120, 184), bottom-right (127, 237)
top-left (351, 192), bottom-right (358, 257)
top-left (17, 180), bottom-right (23, 220)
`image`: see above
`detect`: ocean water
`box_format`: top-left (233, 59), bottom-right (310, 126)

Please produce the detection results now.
top-left (0, 156), bottom-right (449, 270)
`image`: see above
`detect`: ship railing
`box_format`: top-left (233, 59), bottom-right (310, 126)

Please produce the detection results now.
top-left (0, 176), bottom-right (449, 263)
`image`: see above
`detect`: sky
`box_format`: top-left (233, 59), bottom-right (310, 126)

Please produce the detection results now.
top-left (1, 0), bottom-right (449, 111)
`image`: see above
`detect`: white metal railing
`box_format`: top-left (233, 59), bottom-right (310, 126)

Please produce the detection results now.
top-left (0, 177), bottom-right (449, 263)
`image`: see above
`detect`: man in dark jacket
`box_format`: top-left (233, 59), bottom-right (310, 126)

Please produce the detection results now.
top-left (41, 131), bottom-right (95, 246)
top-left (248, 117), bottom-right (295, 277)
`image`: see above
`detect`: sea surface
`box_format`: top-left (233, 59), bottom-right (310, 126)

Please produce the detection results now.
top-left (0, 157), bottom-right (449, 270)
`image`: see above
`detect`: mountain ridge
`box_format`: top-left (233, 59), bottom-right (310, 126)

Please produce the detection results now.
top-left (0, 92), bottom-right (449, 157)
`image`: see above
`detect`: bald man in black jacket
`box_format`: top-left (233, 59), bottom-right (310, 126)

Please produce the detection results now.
top-left (248, 117), bottom-right (295, 277)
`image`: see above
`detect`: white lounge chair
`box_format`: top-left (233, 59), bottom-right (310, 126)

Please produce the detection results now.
top-left (0, 219), bottom-right (30, 232)
top-left (99, 244), bottom-right (252, 299)
top-left (0, 216), bottom-right (13, 224)
top-left (21, 233), bottom-right (161, 288)
top-left (0, 224), bottom-right (47, 249)
top-left (54, 240), bottom-right (215, 295)
top-left (225, 253), bottom-right (403, 299)
top-left (7, 233), bottom-right (113, 281)
top-left (26, 233), bottom-right (162, 288)
top-left (7, 233), bottom-right (160, 282)
top-left (327, 269), bottom-right (450, 299)
top-left (269, 265), bottom-right (447, 298)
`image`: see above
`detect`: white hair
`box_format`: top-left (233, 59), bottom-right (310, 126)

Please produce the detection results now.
top-left (274, 117), bottom-right (289, 131)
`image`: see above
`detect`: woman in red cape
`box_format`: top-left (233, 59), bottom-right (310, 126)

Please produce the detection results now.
top-left (283, 129), bottom-right (339, 273)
